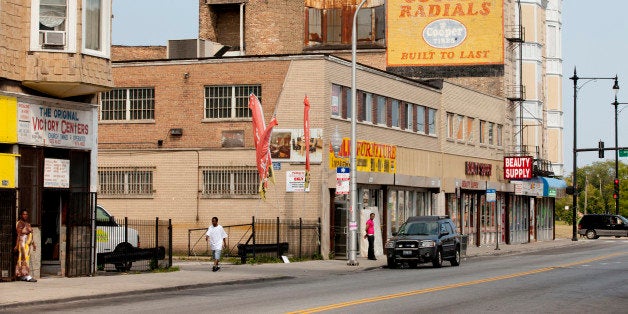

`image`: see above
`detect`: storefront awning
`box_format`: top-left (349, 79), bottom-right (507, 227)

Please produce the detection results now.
top-left (540, 177), bottom-right (567, 198)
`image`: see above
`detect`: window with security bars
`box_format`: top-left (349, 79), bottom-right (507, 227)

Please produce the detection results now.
top-left (204, 85), bottom-right (260, 119)
top-left (100, 88), bottom-right (155, 121)
top-left (98, 167), bottom-right (154, 196)
top-left (201, 166), bottom-right (258, 196)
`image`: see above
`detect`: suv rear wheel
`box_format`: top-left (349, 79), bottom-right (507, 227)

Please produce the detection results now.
top-left (432, 249), bottom-right (443, 268)
top-left (585, 229), bottom-right (598, 240)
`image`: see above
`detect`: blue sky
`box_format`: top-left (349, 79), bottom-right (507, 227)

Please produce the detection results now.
top-left (112, 1), bottom-right (628, 176)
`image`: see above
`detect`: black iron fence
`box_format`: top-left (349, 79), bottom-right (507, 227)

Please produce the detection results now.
top-left (96, 217), bottom-right (172, 272)
top-left (188, 216), bottom-right (321, 261)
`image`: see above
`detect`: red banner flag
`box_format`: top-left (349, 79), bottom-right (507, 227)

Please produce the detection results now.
top-left (249, 94), bottom-right (278, 199)
top-left (304, 95), bottom-right (311, 190)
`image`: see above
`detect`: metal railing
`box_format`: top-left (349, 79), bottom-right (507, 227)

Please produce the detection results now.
top-left (188, 216), bottom-right (321, 260)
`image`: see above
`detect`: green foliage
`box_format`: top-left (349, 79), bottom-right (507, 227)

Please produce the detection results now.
top-left (565, 160), bottom-right (628, 218)
top-left (245, 255), bottom-right (282, 264)
top-left (151, 266), bottom-right (180, 273)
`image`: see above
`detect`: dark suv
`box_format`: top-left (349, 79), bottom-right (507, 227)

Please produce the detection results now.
top-left (577, 214), bottom-right (628, 239)
top-left (385, 216), bottom-right (462, 268)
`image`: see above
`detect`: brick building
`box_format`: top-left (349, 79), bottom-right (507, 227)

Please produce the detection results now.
top-left (0, 0), bottom-right (113, 279)
top-left (99, 0), bottom-right (565, 257)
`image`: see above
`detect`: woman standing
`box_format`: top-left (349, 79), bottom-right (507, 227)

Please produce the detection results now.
top-left (15, 209), bottom-right (37, 282)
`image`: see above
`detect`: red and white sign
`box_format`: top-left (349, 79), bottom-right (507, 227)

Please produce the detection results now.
top-left (336, 167), bottom-right (350, 195)
top-left (504, 156), bottom-right (533, 180)
top-left (286, 170), bottom-right (309, 192)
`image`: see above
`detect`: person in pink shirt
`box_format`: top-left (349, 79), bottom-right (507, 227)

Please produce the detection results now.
top-left (364, 213), bottom-right (376, 260)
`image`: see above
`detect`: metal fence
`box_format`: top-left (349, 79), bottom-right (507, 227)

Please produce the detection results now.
top-left (188, 217), bottom-right (321, 261)
top-left (97, 217), bottom-right (172, 272)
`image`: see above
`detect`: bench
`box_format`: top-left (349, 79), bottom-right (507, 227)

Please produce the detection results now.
top-left (237, 242), bottom-right (289, 264)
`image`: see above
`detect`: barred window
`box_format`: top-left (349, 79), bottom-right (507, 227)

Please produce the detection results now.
top-left (202, 166), bottom-right (258, 197)
top-left (98, 167), bottom-right (154, 196)
top-left (100, 88), bottom-right (155, 121)
top-left (204, 85), bottom-right (260, 119)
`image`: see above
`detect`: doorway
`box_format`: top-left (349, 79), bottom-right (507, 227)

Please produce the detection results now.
top-left (41, 190), bottom-right (68, 276)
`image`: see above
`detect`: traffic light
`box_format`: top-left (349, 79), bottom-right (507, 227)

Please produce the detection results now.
top-left (598, 141), bottom-right (604, 158)
top-left (613, 178), bottom-right (620, 199)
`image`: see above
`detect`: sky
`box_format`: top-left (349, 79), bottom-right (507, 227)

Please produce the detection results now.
top-left (112, 1), bottom-right (628, 176)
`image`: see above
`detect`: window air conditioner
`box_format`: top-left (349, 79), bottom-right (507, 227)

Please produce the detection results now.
top-left (42, 31), bottom-right (66, 46)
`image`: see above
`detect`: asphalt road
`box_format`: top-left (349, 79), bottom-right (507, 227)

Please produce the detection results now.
top-left (15, 239), bottom-right (628, 314)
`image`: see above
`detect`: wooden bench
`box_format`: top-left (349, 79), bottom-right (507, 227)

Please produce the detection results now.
top-left (237, 242), bottom-right (289, 264)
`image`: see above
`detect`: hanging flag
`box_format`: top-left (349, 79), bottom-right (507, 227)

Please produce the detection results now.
top-left (304, 95), bottom-right (311, 190)
top-left (249, 94), bottom-right (278, 199)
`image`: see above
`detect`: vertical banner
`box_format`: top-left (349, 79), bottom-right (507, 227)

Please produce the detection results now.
top-left (303, 96), bottom-right (311, 189)
top-left (249, 94), bottom-right (278, 200)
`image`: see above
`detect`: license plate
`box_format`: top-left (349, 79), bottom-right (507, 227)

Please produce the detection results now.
top-left (403, 250), bottom-right (412, 256)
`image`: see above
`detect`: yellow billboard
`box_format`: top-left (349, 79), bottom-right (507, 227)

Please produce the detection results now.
top-left (386, 0), bottom-right (504, 67)
top-left (329, 138), bottom-right (397, 174)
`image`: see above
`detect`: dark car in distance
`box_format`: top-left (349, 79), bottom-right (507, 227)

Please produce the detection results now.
top-left (385, 216), bottom-right (462, 268)
top-left (577, 214), bottom-right (628, 239)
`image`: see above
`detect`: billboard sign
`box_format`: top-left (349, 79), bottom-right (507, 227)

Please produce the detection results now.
top-left (386, 0), bottom-right (504, 67)
top-left (17, 102), bottom-right (94, 149)
top-left (504, 156), bottom-right (533, 180)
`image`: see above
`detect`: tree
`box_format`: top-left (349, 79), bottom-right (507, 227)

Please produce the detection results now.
top-left (560, 160), bottom-right (628, 224)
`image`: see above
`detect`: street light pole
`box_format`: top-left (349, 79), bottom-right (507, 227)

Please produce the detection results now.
top-left (611, 96), bottom-right (626, 215)
top-left (569, 68), bottom-right (618, 241)
top-left (348, 0), bottom-right (367, 266)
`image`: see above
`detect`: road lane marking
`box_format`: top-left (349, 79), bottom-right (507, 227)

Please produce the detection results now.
top-left (287, 252), bottom-right (625, 314)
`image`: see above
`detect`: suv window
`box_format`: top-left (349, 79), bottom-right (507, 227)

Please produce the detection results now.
top-left (443, 222), bottom-right (454, 235)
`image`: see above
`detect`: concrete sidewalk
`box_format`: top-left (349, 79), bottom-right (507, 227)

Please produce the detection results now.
top-left (0, 238), bottom-right (588, 310)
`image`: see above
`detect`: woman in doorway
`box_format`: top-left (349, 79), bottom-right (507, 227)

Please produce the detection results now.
top-left (15, 209), bottom-right (37, 282)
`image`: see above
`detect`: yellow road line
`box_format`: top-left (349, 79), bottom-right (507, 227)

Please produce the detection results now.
top-left (287, 252), bottom-right (625, 314)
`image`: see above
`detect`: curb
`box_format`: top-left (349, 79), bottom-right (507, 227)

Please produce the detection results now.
top-left (0, 275), bottom-right (294, 311)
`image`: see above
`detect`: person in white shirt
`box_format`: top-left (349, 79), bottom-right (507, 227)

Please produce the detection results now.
top-left (205, 216), bottom-right (228, 272)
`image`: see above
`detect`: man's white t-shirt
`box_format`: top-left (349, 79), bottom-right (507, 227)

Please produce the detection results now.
top-left (205, 225), bottom-right (228, 250)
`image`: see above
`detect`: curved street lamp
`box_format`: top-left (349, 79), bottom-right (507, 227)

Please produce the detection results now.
top-left (569, 68), bottom-right (618, 241)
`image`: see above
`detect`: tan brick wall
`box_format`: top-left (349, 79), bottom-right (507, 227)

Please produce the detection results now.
top-left (1, 0), bottom-right (113, 95)
top-left (0, 0), bottom-right (30, 81)
top-left (111, 46), bottom-right (167, 61)
top-left (101, 59), bottom-right (291, 149)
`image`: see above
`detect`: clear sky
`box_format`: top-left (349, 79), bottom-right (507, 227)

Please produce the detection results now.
top-left (112, 1), bottom-right (628, 176)
top-left (112, 0), bottom-right (197, 46)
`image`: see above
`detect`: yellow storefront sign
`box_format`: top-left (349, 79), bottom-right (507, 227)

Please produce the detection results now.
top-left (387, 0), bottom-right (504, 67)
top-left (0, 153), bottom-right (18, 188)
top-left (329, 138), bottom-right (397, 173)
top-left (0, 95), bottom-right (18, 143)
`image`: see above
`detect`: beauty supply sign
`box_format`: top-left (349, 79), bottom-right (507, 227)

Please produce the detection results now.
top-left (17, 102), bottom-right (93, 149)
top-left (386, 0), bottom-right (504, 67)
top-left (504, 156), bottom-right (533, 180)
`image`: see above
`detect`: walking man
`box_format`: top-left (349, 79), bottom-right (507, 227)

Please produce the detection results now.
top-left (205, 216), bottom-right (228, 272)
top-left (365, 212), bottom-right (376, 260)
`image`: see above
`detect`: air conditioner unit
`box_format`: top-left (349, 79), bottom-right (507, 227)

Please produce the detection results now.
top-left (42, 31), bottom-right (66, 46)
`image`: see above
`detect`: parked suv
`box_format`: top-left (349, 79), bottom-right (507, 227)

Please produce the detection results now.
top-left (385, 216), bottom-right (462, 268)
top-left (577, 214), bottom-right (628, 239)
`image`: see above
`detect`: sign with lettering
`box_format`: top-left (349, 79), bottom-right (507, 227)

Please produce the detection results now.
top-left (504, 156), bottom-right (533, 180)
top-left (486, 189), bottom-right (496, 202)
top-left (465, 161), bottom-right (492, 176)
top-left (44, 158), bottom-right (69, 188)
top-left (512, 180), bottom-right (543, 197)
top-left (17, 102), bottom-right (93, 149)
top-left (336, 167), bottom-right (350, 195)
top-left (286, 170), bottom-right (309, 192)
top-left (386, 0), bottom-right (504, 67)
top-left (329, 138), bottom-right (397, 173)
